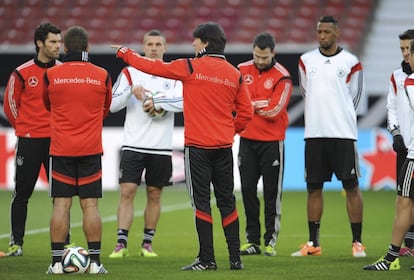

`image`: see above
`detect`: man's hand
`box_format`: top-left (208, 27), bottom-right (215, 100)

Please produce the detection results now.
top-left (131, 85), bottom-right (148, 101)
top-left (110, 44), bottom-right (129, 58)
top-left (393, 134), bottom-right (407, 153)
top-left (143, 94), bottom-right (165, 118)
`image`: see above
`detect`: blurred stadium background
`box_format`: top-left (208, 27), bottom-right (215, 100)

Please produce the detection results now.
top-left (0, 0), bottom-right (412, 190)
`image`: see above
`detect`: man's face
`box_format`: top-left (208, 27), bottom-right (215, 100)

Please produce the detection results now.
top-left (192, 37), bottom-right (208, 56)
top-left (142, 35), bottom-right (166, 60)
top-left (253, 46), bottom-right (275, 70)
top-left (400, 39), bottom-right (412, 63)
top-left (38, 32), bottom-right (61, 60)
top-left (408, 45), bottom-right (414, 70)
top-left (317, 22), bottom-right (338, 51)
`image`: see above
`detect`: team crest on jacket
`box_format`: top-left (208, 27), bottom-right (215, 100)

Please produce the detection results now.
top-left (28, 76), bottom-right (38, 87)
top-left (264, 78), bottom-right (273, 89)
top-left (163, 81), bottom-right (171, 91)
top-left (336, 67), bottom-right (346, 78)
top-left (244, 74), bottom-right (253, 85)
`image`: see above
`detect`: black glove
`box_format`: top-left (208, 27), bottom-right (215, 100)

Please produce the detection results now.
top-left (393, 134), bottom-right (407, 153)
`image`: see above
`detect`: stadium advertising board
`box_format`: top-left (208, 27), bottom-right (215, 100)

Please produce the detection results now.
top-left (0, 127), bottom-right (396, 191)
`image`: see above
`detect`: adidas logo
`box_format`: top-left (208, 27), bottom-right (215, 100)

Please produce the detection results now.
top-left (272, 160), bottom-right (280, 166)
top-left (324, 59), bottom-right (331, 64)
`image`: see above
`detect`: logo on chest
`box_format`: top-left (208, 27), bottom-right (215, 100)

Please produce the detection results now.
top-left (264, 78), bottom-right (273, 89)
top-left (28, 76), bottom-right (38, 87)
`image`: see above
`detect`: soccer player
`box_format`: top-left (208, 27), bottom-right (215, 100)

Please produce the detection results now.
top-left (109, 29), bottom-right (183, 259)
top-left (290, 15), bottom-right (366, 257)
top-left (363, 38), bottom-right (414, 271)
top-left (2, 22), bottom-right (72, 256)
top-left (43, 26), bottom-right (112, 274)
top-left (111, 22), bottom-right (253, 270)
top-left (386, 29), bottom-right (414, 257)
top-left (238, 32), bottom-right (292, 257)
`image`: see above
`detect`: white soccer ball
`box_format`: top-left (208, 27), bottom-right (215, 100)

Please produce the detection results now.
top-left (143, 92), bottom-right (166, 118)
top-left (62, 246), bottom-right (90, 274)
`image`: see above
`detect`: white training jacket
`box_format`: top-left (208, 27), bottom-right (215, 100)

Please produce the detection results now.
top-left (110, 66), bottom-right (183, 155)
top-left (404, 73), bottom-right (414, 159)
top-left (298, 48), bottom-right (365, 140)
top-left (387, 66), bottom-right (411, 143)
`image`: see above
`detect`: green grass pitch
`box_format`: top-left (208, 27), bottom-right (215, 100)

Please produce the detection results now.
top-left (0, 185), bottom-right (412, 279)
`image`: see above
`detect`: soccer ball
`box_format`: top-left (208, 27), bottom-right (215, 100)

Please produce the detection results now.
top-left (62, 246), bottom-right (90, 274)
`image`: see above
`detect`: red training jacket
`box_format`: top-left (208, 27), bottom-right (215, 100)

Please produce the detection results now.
top-left (3, 57), bottom-right (61, 138)
top-left (238, 59), bottom-right (292, 141)
top-left (118, 48), bottom-right (253, 149)
top-left (43, 55), bottom-right (112, 156)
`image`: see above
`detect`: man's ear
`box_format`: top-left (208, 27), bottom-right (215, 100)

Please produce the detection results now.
top-left (36, 39), bottom-right (43, 49)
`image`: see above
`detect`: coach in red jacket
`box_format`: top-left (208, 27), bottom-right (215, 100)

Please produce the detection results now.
top-left (112, 22), bottom-right (252, 271)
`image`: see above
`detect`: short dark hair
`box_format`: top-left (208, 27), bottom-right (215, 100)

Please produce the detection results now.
top-left (143, 29), bottom-right (166, 44)
top-left (192, 22), bottom-right (226, 54)
top-left (318, 15), bottom-right (339, 28)
top-left (34, 22), bottom-right (61, 53)
top-left (253, 32), bottom-right (275, 51)
top-left (64, 26), bottom-right (88, 52)
top-left (399, 29), bottom-right (414, 40)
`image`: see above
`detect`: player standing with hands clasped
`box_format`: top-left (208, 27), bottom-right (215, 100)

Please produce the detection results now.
top-left (238, 32), bottom-right (292, 257)
top-left (109, 29), bottom-right (183, 259)
top-left (290, 15), bottom-right (366, 258)
top-left (111, 21), bottom-right (253, 271)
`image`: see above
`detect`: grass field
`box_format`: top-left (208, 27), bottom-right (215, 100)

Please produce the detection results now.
top-left (0, 185), bottom-right (412, 279)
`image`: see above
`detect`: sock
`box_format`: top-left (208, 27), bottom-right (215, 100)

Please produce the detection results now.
top-left (351, 222), bottom-right (362, 243)
top-left (142, 228), bottom-right (155, 246)
top-left (384, 244), bottom-right (400, 262)
top-left (51, 242), bottom-right (65, 265)
top-left (308, 221), bottom-right (320, 247)
top-left (64, 231), bottom-right (71, 245)
top-left (117, 228), bottom-right (129, 247)
top-left (404, 225), bottom-right (414, 248)
top-left (88, 241), bottom-right (101, 265)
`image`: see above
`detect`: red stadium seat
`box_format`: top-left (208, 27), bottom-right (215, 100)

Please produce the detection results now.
top-left (0, 0), bottom-right (373, 51)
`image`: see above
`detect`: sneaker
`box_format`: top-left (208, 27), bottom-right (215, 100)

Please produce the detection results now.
top-left (399, 247), bottom-right (414, 256)
top-left (141, 243), bottom-right (158, 257)
top-left (64, 242), bottom-right (76, 249)
top-left (240, 243), bottom-right (261, 255)
top-left (352, 241), bottom-right (366, 257)
top-left (109, 243), bottom-right (129, 259)
top-left (6, 244), bottom-right (23, 256)
top-left (181, 258), bottom-right (217, 271)
top-left (230, 260), bottom-right (244, 270)
top-left (264, 245), bottom-right (276, 256)
top-left (363, 257), bottom-right (400, 271)
top-left (45, 262), bottom-right (63, 274)
top-left (88, 262), bottom-right (108, 274)
top-left (291, 241), bottom-right (322, 256)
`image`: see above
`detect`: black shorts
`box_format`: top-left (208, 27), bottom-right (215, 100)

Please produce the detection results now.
top-left (397, 159), bottom-right (414, 198)
top-left (49, 155), bottom-right (102, 198)
top-left (119, 150), bottom-right (172, 187)
top-left (305, 138), bottom-right (360, 184)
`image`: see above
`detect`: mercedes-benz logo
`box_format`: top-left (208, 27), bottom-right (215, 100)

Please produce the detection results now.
top-left (28, 76), bottom-right (38, 87)
top-left (244, 74), bottom-right (253, 85)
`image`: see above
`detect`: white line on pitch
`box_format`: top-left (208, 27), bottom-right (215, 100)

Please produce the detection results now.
top-left (0, 202), bottom-right (191, 239)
